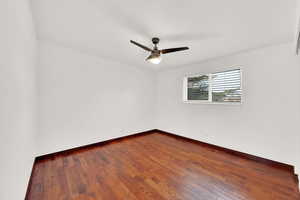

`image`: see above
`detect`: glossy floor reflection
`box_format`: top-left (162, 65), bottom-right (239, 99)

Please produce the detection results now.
top-left (26, 132), bottom-right (300, 200)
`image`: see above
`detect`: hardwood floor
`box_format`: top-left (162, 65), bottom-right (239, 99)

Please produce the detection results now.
top-left (26, 132), bottom-right (300, 200)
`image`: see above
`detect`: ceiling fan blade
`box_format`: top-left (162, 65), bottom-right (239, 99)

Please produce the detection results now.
top-left (160, 47), bottom-right (189, 54)
top-left (130, 40), bottom-right (153, 52)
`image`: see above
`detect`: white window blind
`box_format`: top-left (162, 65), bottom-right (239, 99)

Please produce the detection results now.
top-left (211, 69), bottom-right (241, 103)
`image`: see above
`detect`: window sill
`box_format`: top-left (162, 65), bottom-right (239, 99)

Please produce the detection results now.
top-left (183, 100), bottom-right (242, 105)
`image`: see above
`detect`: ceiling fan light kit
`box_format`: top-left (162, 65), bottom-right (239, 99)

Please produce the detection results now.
top-left (130, 37), bottom-right (189, 64)
top-left (146, 52), bottom-right (162, 64)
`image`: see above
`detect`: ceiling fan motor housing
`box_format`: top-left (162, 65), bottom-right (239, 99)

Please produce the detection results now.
top-left (152, 37), bottom-right (160, 45)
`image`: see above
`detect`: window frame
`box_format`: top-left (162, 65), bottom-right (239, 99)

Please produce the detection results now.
top-left (183, 68), bottom-right (242, 105)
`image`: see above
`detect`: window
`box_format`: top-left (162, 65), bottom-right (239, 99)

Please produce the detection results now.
top-left (183, 69), bottom-right (242, 104)
top-left (187, 75), bottom-right (209, 101)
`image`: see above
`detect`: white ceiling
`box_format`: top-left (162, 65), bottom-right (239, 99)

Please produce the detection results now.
top-left (31, 0), bottom-right (298, 69)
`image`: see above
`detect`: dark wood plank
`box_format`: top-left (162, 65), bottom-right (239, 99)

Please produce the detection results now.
top-left (26, 132), bottom-right (300, 200)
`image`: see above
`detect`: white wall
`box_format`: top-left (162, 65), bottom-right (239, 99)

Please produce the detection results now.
top-left (156, 43), bottom-right (300, 174)
top-left (37, 41), bottom-right (156, 155)
top-left (0, 0), bottom-right (37, 199)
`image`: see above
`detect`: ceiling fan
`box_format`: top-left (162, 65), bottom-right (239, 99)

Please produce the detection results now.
top-left (130, 37), bottom-right (189, 64)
